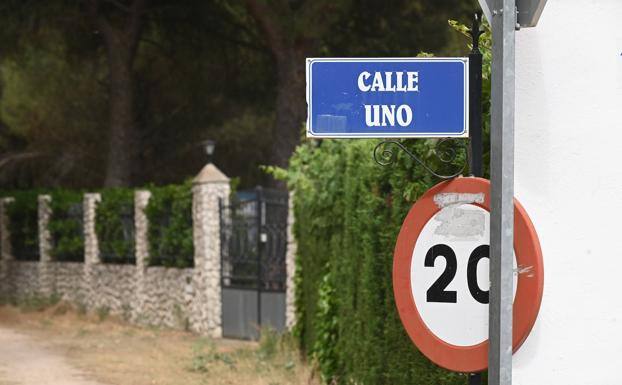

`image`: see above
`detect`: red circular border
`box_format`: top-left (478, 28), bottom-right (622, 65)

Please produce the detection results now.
top-left (393, 177), bottom-right (544, 373)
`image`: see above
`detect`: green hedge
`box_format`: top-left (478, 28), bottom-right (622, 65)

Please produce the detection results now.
top-left (273, 21), bottom-right (492, 385)
top-left (49, 190), bottom-right (84, 262)
top-left (145, 182), bottom-right (193, 268)
top-left (4, 190), bottom-right (40, 261)
top-left (95, 188), bottom-right (135, 264)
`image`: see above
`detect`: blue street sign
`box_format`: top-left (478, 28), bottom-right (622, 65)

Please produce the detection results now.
top-left (306, 58), bottom-right (468, 138)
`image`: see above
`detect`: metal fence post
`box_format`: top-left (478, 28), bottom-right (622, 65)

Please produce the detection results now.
top-left (255, 186), bottom-right (263, 338)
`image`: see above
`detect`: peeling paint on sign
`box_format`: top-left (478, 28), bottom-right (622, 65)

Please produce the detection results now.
top-left (433, 206), bottom-right (486, 239)
top-left (433, 192), bottom-right (485, 208)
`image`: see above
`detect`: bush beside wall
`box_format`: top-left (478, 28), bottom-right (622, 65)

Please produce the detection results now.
top-left (277, 21), bottom-right (492, 385)
top-left (96, 188), bottom-right (135, 264)
top-left (145, 182), bottom-right (194, 268)
top-left (49, 190), bottom-right (84, 262)
top-left (4, 190), bottom-right (40, 260)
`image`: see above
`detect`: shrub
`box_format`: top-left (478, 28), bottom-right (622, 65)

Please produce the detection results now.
top-left (145, 182), bottom-right (193, 268)
top-left (49, 190), bottom-right (84, 262)
top-left (4, 190), bottom-right (41, 261)
top-left (270, 20), bottom-right (492, 385)
top-left (96, 188), bottom-right (135, 264)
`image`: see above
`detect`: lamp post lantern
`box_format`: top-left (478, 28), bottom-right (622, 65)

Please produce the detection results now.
top-left (203, 140), bottom-right (216, 163)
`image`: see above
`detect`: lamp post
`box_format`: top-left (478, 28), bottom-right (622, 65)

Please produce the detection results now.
top-left (203, 140), bottom-right (216, 164)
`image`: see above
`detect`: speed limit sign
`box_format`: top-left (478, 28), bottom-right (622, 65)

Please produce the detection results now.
top-left (393, 177), bottom-right (543, 373)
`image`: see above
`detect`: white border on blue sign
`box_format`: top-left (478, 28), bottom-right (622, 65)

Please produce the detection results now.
top-left (305, 57), bottom-right (469, 139)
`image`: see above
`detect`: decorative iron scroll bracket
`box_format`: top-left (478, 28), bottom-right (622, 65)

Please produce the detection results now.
top-left (373, 12), bottom-right (483, 182)
top-left (373, 139), bottom-right (468, 180)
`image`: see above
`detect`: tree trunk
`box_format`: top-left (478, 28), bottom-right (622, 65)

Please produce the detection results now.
top-left (244, 0), bottom-right (310, 180)
top-left (88, 0), bottom-right (147, 187)
top-left (272, 48), bottom-right (306, 170)
top-left (104, 41), bottom-right (136, 187)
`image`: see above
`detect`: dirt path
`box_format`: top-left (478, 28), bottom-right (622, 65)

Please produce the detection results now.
top-left (0, 304), bottom-right (318, 385)
top-left (0, 325), bottom-right (104, 385)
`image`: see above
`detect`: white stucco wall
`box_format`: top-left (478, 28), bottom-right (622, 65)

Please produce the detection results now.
top-left (513, 0), bottom-right (622, 383)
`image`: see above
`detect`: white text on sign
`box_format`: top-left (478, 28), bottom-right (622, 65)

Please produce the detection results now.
top-left (357, 71), bottom-right (419, 128)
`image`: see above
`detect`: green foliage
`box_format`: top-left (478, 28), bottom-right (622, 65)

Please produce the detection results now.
top-left (4, 190), bottom-right (41, 260)
top-left (95, 188), bottom-right (135, 264)
top-left (49, 190), bottom-right (84, 262)
top-left (189, 338), bottom-right (236, 373)
top-left (311, 264), bottom-right (339, 383)
top-left (276, 21), bottom-right (491, 385)
top-left (0, 2), bottom-right (476, 190)
top-left (449, 18), bottom-right (492, 177)
top-left (258, 327), bottom-right (279, 361)
top-left (0, 21), bottom-right (107, 188)
top-left (145, 182), bottom-right (193, 268)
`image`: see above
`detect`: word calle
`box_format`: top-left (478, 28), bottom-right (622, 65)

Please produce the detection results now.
top-left (358, 71), bottom-right (419, 127)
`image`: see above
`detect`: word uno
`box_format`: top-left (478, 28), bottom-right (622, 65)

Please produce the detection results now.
top-left (358, 71), bottom-right (419, 127)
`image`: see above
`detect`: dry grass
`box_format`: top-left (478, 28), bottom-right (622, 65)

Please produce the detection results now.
top-left (0, 303), bottom-right (319, 385)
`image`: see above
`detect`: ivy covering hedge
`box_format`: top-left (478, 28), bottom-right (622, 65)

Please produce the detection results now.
top-left (273, 21), bottom-right (492, 385)
top-left (49, 190), bottom-right (84, 262)
top-left (145, 182), bottom-right (193, 268)
top-left (95, 188), bottom-right (135, 264)
top-left (4, 190), bottom-right (41, 261)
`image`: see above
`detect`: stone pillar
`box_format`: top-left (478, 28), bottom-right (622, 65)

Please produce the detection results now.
top-left (285, 191), bottom-right (298, 330)
top-left (38, 195), bottom-right (53, 295)
top-left (83, 193), bottom-right (101, 307)
top-left (190, 163), bottom-right (229, 337)
top-left (0, 198), bottom-right (14, 298)
top-left (133, 190), bottom-right (151, 321)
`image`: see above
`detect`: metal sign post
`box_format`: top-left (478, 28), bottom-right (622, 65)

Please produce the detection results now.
top-left (488, 0), bottom-right (516, 383)
top-left (479, 0), bottom-right (547, 383)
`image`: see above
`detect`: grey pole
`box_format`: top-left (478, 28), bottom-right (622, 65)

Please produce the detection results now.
top-left (488, 0), bottom-right (516, 384)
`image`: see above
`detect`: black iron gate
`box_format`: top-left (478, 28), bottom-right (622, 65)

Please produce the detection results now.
top-left (219, 187), bottom-right (288, 339)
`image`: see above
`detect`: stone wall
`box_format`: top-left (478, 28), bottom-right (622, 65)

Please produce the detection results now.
top-left (89, 264), bottom-right (135, 315)
top-left (0, 163), bottom-right (292, 336)
top-left (0, 198), bottom-right (13, 298)
top-left (190, 164), bottom-right (230, 337)
top-left (51, 262), bottom-right (85, 303)
top-left (5, 261), bottom-right (40, 299)
top-left (285, 191), bottom-right (297, 330)
top-left (141, 267), bottom-right (193, 328)
top-left (0, 163), bottom-right (235, 334)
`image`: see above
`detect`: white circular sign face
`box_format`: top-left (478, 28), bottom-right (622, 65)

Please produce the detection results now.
top-left (410, 204), bottom-right (517, 347)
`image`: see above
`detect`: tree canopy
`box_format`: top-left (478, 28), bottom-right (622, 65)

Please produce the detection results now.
top-left (0, 0), bottom-right (477, 189)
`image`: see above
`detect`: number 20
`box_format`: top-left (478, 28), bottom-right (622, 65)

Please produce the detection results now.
top-left (424, 244), bottom-right (489, 304)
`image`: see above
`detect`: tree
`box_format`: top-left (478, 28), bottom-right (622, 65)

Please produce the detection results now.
top-left (87, 0), bottom-right (149, 187)
top-left (244, 0), bottom-right (350, 175)
top-left (0, 0), bottom-right (477, 190)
